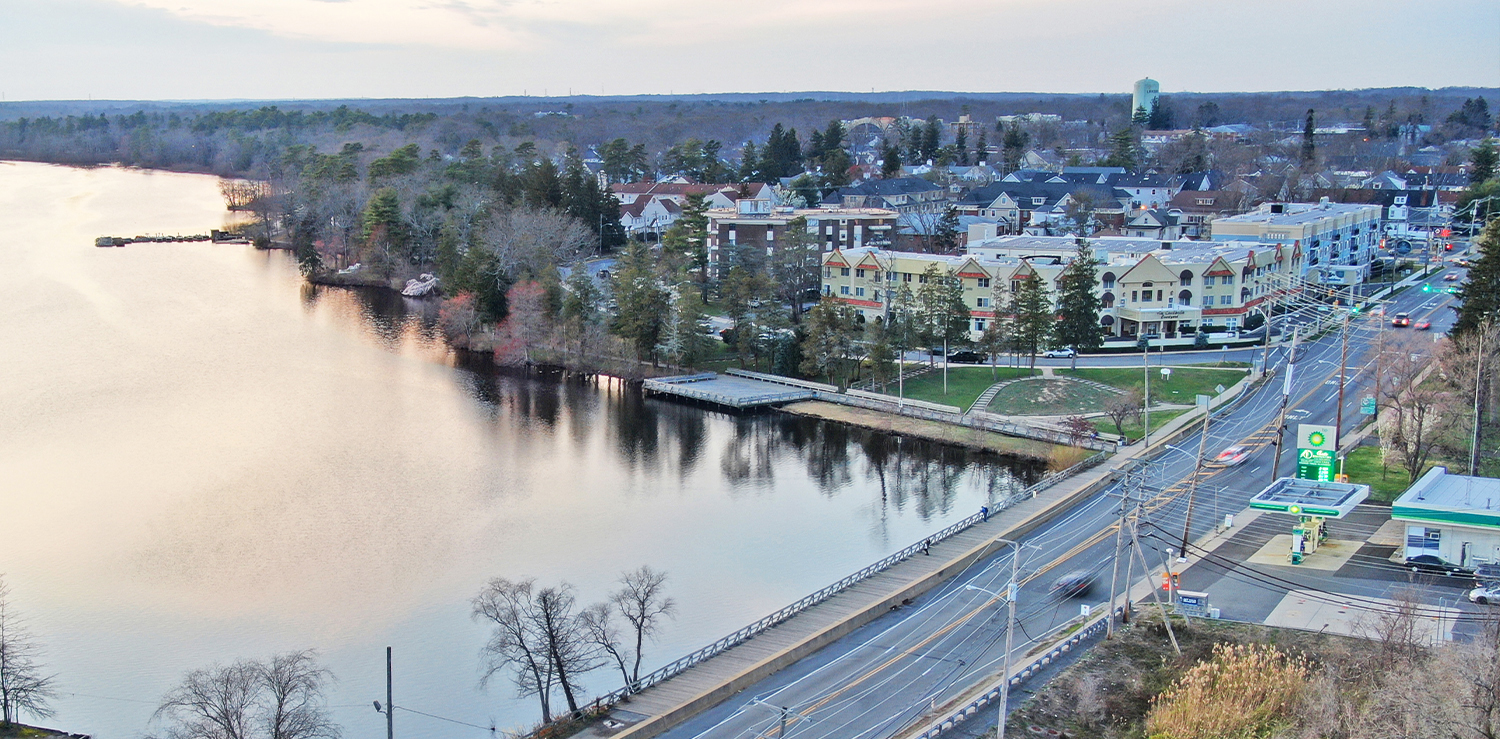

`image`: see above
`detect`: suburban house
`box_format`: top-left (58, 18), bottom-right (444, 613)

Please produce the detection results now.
top-left (612, 181), bottom-right (776, 239)
top-left (1123, 209), bottom-right (1184, 239)
top-left (828, 177), bottom-right (949, 215)
top-left (1168, 190), bottom-right (1251, 238)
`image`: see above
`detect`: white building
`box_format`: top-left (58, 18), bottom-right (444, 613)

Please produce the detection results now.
top-left (1132, 78), bottom-right (1160, 117)
top-left (1394, 467), bottom-right (1500, 569)
top-left (1210, 199), bottom-right (1383, 285)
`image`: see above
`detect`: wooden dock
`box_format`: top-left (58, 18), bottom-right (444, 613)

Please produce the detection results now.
top-left (642, 372), bottom-right (823, 409)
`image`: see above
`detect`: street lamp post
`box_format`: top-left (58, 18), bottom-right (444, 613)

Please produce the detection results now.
top-left (966, 537), bottom-right (1021, 739)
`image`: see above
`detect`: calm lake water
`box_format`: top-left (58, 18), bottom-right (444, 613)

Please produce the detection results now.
top-left (0, 161), bottom-right (1042, 738)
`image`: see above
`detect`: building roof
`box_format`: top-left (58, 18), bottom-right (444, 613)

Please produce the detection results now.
top-left (1393, 467), bottom-right (1500, 529)
top-left (832, 176), bottom-right (942, 198)
top-left (1214, 200), bottom-right (1381, 228)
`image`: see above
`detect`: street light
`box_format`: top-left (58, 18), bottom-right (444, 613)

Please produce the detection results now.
top-left (966, 537), bottom-right (1021, 739)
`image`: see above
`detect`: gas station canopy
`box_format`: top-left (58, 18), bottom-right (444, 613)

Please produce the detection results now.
top-left (1249, 477), bottom-right (1370, 519)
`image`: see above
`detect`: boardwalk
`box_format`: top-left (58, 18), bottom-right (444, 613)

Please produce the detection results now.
top-left (642, 372), bottom-right (821, 409)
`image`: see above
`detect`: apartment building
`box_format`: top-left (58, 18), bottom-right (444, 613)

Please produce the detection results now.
top-left (706, 199), bottom-right (898, 274)
top-left (1210, 199), bottom-right (1382, 285)
top-left (821, 235), bottom-right (1300, 342)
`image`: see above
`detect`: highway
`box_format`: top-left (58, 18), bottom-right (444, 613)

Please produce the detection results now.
top-left (657, 264), bottom-right (1467, 739)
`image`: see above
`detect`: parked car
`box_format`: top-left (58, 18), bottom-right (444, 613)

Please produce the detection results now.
top-left (947, 350), bottom-right (985, 364)
top-left (1404, 554), bottom-right (1475, 577)
top-left (1212, 445), bottom-right (1251, 466)
top-left (1051, 569), bottom-right (1096, 598)
top-left (1043, 347), bottom-right (1077, 358)
top-left (1469, 583), bottom-right (1500, 605)
top-left (1392, 313), bottom-right (1411, 327)
top-left (1415, 321), bottom-right (1432, 330)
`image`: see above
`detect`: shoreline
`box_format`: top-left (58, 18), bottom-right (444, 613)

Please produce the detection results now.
top-left (779, 400), bottom-right (1068, 463)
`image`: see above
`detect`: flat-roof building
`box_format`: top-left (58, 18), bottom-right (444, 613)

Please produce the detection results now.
top-left (1210, 199), bottom-right (1382, 285)
top-left (1392, 467), bottom-right (1500, 568)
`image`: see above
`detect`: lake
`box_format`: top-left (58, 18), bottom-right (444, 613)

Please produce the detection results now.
top-left (0, 161), bottom-right (1041, 738)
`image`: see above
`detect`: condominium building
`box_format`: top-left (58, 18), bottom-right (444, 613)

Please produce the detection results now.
top-left (706, 199), bottom-right (898, 274)
top-left (820, 235), bottom-right (1300, 342)
top-left (1210, 199), bottom-right (1382, 285)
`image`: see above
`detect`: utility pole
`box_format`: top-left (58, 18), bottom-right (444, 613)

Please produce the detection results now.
top-left (1142, 336), bottom-right (1152, 447)
top-left (1107, 466), bottom-right (1136, 637)
top-left (1335, 310), bottom-right (1350, 444)
top-left (1180, 395), bottom-right (1213, 557)
top-left (1472, 328), bottom-right (1488, 476)
top-left (1131, 522), bottom-right (1181, 656)
top-left (1270, 327), bottom-right (1300, 480)
top-left (997, 539), bottom-right (1020, 739)
top-left (387, 647), bottom-right (394, 739)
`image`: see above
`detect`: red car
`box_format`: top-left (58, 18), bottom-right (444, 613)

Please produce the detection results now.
top-left (1415, 321), bottom-right (1432, 330)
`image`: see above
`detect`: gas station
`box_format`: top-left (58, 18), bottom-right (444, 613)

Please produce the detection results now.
top-left (1249, 477), bottom-right (1370, 564)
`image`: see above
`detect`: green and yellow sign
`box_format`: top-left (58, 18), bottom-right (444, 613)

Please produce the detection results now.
top-left (1296, 424), bottom-right (1337, 482)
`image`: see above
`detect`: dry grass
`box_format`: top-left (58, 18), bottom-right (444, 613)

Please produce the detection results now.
top-left (1145, 642), bottom-right (1309, 739)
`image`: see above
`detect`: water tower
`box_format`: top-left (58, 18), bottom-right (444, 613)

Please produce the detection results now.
top-left (1132, 78), bottom-right (1160, 118)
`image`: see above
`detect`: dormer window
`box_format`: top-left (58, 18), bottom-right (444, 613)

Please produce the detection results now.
top-left (1032, 197), bottom-right (1045, 206)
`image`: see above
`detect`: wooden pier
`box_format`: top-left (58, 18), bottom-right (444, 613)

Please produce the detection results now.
top-left (642, 371), bottom-right (826, 409)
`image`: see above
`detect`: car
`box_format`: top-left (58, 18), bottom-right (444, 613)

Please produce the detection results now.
top-left (1415, 321), bottom-right (1432, 330)
top-left (1392, 313), bottom-right (1411, 327)
top-left (1444, 272), bottom-right (1460, 281)
top-left (1212, 445), bottom-right (1251, 466)
top-left (1042, 348), bottom-right (1077, 358)
top-left (1469, 584), bottom-right (1500, 605)
top-left (947, 350), bottom-right (985, 364)
top-left (1404, 554), bottom-right (1475, 577)
top-left (1051, 569), bottom-right (1096, 598)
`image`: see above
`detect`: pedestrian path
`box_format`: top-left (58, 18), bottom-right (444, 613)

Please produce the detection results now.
top-left (966, 374), bottom-right (1125, 415)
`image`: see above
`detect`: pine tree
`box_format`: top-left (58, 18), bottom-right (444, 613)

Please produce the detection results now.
top-left (738, 142), bottom-right (759, 182)
top-left (1301, 109), bottom-right (1317, 164)
top-left (799, 299), bottom-right (864, 389)
top-left (880, 140), bottom-right (903, 178)
top-left (1103, 128), bottom-right (1140, 170)
top-left (954, 126), bottom-right (968, 165)
top-left (1455, 219), bottom-right (1500, 336)
top-left (1008, 272), bottom-right (1053, 371)
top-left (975, 129), bottom-right (988, 163)
top-left (1470, 138), bottom-right (1497, 187)
top-left (610, 243), bottom-right (671, 363)
top-left (1052, 243), bottom-right (1104, 368)
top-left (933, 206), bottom-right (962, 254)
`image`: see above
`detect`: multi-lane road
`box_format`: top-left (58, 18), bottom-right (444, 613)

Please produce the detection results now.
top-left (657, 264), bottom-right (1468, 739)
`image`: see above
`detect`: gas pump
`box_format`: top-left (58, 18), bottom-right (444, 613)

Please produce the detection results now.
top-left (1289, 514), bottom-right (1327, 564)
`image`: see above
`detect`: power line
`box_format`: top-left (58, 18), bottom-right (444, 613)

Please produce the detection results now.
top-left (394, 704), bottom-right (497, 734)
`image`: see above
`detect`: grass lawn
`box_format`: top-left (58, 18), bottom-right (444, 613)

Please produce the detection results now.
top-left (988, 378), bottom-right (1120, 416)
top-left (1060, 365), bottom-right (1249, 406)
top-left (877, 365), bottom-right (1037, 410)
top-left (1342, 444), bottom-right (1427, 502)
top-left (1090, 407), bottom-right (1191, 442)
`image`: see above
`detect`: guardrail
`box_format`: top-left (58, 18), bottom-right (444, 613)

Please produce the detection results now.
top-left (913, 616), bottom-right (1112, 739)
top-left (725, 368), bottom-right (839, 393)
top-left (587, 448), bottom-right (1110, 712)
top-left (816, 390), bottom-right (1113, 451)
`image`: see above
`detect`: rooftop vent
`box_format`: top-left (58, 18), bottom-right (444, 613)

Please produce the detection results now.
top-left (1270, 204), bottom-right (1286, 214)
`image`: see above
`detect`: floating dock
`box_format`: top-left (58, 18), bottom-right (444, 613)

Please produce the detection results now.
top-left (642, 372), bottom-right (819, 409)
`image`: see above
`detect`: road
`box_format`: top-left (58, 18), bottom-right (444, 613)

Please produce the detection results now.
top-left (657, 265), bottom-right (1468, 739)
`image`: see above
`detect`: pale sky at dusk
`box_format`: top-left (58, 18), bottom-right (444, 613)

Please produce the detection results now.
top-left (2, 0), bottom-right (1497, 101)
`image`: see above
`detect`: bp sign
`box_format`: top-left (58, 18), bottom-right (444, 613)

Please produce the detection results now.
top-left (1296, 424), bottom-right (1337, 482)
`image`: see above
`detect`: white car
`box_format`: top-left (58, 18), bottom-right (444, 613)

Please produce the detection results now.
top-left (1212, 445), bottom-right (1251, 466)
top-left (1469, 584), bottom-right (1500, 605)
top-left (1042, 348), bottom-right (1076, 358)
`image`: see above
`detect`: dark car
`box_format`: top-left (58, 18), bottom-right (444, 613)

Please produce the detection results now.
top-left (947, 350), bottom-right (986, 364)
top-left (1404, 554), bottom-right (1475, 577)
top-left (1052, 569), bottom-right (1096, 598)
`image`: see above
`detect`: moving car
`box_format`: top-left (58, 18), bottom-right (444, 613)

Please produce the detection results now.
top-left (1051, 569), bottom-right (1095, 598)
top-left (1415, 321), bottom-right (1432, 330)
top-left (947, 350), bottom-right (985, 364)
top-left (1404, 554), bottom-right (1475, 577)
top-left (1469, 584), bottom-right (1500, 605)
top-left (1042, 347), bottom-right (1077, 358)
top-left (1212, 445), bottom-right (1251, 466)
top-left (1444, 272), bottom-right (1460, 281)
top-left (1392, 313), bottom-right (1411, 327)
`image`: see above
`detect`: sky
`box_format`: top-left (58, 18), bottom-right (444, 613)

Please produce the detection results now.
top-left (1, 0), bottom-right (1497, 101)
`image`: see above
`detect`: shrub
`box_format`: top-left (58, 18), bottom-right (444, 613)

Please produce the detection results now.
top-left (1145, 642), bottom-right (1309, 739)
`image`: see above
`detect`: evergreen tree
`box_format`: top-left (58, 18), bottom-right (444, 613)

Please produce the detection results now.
top-left (1103, 128), bottom-right (1140, 170)
top-left (915, 265), bottom-right (971, 364)
top-left (1052, 243), bottom-right (1104, 368)
top-left (975, 129), bottom-right (988, 163)
top-left (1470, 138), bottom-right (1497, 187)
top-left (1008, 272), bottom-right (1053, 371)
top-left (954, 126), bottom-right (968, 165)
top-left (1301, 109), bottom-right (1317, 164)
top-left (799, 299), bottom-right (864, 389)
top-left (1001, 123), bottom-right (1029, 172)
top-left (1146, 98), bottom-right (1175, 130)
top-left (1455, 219), bottom-right (1500, 336)
top-left (660, 285), bottom-right (715, 368)
top-left (933, 206), bottom-right (962, 254)
top-left (919, 116), bottom-right (942, 163)
top-left (610, 243), bottom-right (671, 363)
top-left (1132, 105), bottom-right (1150, 127)
top-left (978, 314), bottom-right (1011, 379)
top-left (880, 139), bottom-right (903, 178)
top-left (738, 142), bottom-right (759, 182)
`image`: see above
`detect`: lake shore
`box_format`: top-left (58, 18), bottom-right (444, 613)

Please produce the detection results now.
top-left (779, 399), bottom-right (1068, 462)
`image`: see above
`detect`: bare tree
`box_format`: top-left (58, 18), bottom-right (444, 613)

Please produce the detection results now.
top-left (1102, 391), bottom-right (1143, 440)
top-left (1377, 333), bottom-right (1459, 482)
top-left (530, 585), bottom-right (600, 717)
top-left (478, 207), bottom-right (593, 284)
top-left (152, 651), bottom-right (338, 739)
top-left (256, 651), bottom-right (339, 739)
top-left (0, 576), bottom-right (56, 728)
top-left (610, 566), bottom-right (676, 685)
top-left (1449, 621), bottom-right (1500, 739)
top-left (153, 661), bottom-right (261, 739)
top-left (472, 578), bottom-right (555, 722)
top-left (576, 603), bottom-right (632, 688)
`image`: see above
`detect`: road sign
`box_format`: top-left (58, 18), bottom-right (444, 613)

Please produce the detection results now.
top-left (1360, 396), bottom-right (1376, 415)
top-left (1296, 424), bottom-right (1337, 481)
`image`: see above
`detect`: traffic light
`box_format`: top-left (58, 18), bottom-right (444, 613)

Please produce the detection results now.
top-left (1423, 284), bottom-right (1432, 292)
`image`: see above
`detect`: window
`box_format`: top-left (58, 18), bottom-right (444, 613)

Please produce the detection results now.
top-left (1204, 276), bottom-right (1215, 286)
top-left (840, 267), bottom-right (850, 276)
top-left (874, 290), bottom-right (882, 302)
top-left (1132, 290), bottom-right (1140, 302)
top-left (1219, 295), bottom-right (1231, 305)
top-left (977, 278), bottom-right (991, 288)
top-left (887, 271), bottom-right (896, 281)
top-left (823, 267), bottom-right (831, 278)
top-left (1179, 270), bottom-right (1193, 286)
top-left (1102, 272), bottom-right (1116, 289)
top-left (855, 268), bottom-right (865, 278)
top-left (840, 285), bottom-right (851, 295)
top-left (903, 273), bottom-right (912, 282)
top-left (855, 287), bottom-right (865, 297)
top-left (918, 274), bottom-right (929, 284)
top-left (974, 319), bottom-right (987, 332)
top-left (1157, 290), bottom-right (1163, 301)
top-left (976, 297), bottom-right (991, 308)
top-left (1222, 275), bottom-right (1233, 285)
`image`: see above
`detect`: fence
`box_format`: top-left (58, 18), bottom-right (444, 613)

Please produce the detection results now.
top-left (816, 390), bottom-right (1114, 452)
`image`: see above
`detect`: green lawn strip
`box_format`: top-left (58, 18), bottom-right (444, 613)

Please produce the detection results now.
top-left (987, 378), bottom-right (1119, 416)
top-left (1090, 408), bottom-right (1191, 442)
top-left (1341, 445), bottom-right (1430, 502)
top-left (1059, 366), bottom-right (1248, 405)
top-left (877, 365), bottom-right (1037, 409)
